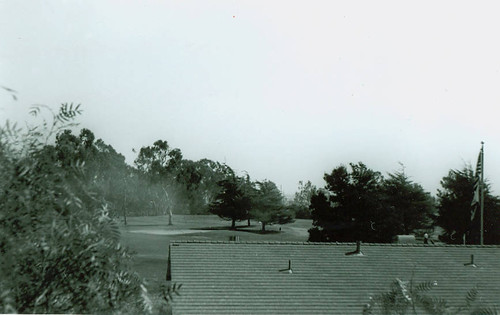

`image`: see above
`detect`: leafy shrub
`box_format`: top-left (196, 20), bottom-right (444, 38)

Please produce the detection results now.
top-left (363, 277), bottom-right (499, 315)
top-left (0, 104), bottom-right (153, 313)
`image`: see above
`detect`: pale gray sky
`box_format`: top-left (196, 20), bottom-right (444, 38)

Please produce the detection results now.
top-left (2, 0), bottom-right (500, 196)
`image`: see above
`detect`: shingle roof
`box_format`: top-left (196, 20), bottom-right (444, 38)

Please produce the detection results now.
top-left (168, 241), bottom-right (500, 315)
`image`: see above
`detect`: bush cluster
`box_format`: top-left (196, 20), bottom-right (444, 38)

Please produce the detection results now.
top-left (0, 104), bottom-right (152, 313)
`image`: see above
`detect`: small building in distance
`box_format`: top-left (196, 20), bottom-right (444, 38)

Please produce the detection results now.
top-left (393, 234), bottom-right (417, 244)
top-left (167, 241), bottom-right (500, 315)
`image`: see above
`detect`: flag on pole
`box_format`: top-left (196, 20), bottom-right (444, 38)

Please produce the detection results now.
top-left (470, 146), bottom-right (483, 220)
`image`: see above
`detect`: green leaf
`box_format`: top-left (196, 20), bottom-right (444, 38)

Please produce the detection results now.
top-left (415, 280), bottom-right (438, 292)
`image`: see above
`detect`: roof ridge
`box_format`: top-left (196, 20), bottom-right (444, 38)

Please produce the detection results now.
top-left (169, 240), bottom-right (500, 248)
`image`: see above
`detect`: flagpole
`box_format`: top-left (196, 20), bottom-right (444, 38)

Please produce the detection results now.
top-left (480, 141), bottom-right (484, 245)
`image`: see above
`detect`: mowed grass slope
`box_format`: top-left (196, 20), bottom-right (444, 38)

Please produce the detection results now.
top-left (119, 215), bottom-right (312, 308)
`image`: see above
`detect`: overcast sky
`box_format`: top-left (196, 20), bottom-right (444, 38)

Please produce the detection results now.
top-left (2, 0), bottom-right (500, 196)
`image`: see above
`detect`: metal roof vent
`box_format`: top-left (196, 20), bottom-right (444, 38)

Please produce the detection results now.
top-left (279, 260), bottom-right (293, 274)
top-left (464, 254), bottom-right (477, 268)
top-left (345, 241), bottom-right (364, 256)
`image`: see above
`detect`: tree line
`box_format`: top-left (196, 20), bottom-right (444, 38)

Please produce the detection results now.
top-left (304, 162), bottom-right (500, 245)
top-left (51, 130), bottom-right (234, 217)
top-left (28, 119), bottom-right (500, 244)
top-left (48, 120), bottom-right (500, 244)
top-left (4, 118), bottom-right (293, 230)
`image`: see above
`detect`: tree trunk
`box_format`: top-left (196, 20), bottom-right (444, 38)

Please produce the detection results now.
top-left (168, 209), bottom-right (173, 225)
top-left (261, 222), bottom-right (266, 232)
top-left (231, 219), bottom-right (236, 229)
top-left (123, 195), bottom-right (127, 225)
top-left (247, 219), bottom-right (251, 226)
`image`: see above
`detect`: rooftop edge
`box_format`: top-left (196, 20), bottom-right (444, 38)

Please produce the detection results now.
top-left (169, 240), bottom-right (500, 248)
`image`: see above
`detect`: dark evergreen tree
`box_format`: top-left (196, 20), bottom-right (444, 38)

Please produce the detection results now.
top-left (309, 163), bottom-right (389, 242)
top-left (250, 180), bottom-right (294, 231)
top-left (437, 167), bottom-right (500, 244)
top-left (382, 170), bottom-right (435, 235)
top-left (309, 163), bottom-right (436, 243)
top-left (209, 175), bottom-right (251, 229)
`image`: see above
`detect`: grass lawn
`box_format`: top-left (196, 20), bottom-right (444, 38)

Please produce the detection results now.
top-left (119, 215), bottom-right (312, 312)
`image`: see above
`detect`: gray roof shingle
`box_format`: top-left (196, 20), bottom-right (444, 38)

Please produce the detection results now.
top-left (169, 241), bottom-right (500, 314)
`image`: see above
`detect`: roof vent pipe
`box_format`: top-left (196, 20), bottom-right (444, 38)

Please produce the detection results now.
top-left (279, 260), bottom-right (293, 274)
top-left (464, 254), bottom-right (477, 268)
top-left (345, 241), bottom-right (364, 256)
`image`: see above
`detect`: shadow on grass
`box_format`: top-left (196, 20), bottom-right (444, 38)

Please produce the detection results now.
top-left (190, 225), bottom-right (255, 231)
top-left (236, 229), bottom-right (281, 235)
top-left (122, 224), bottom-right (172, 228)
top-left (190, 225), bottom-right (281, 235)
